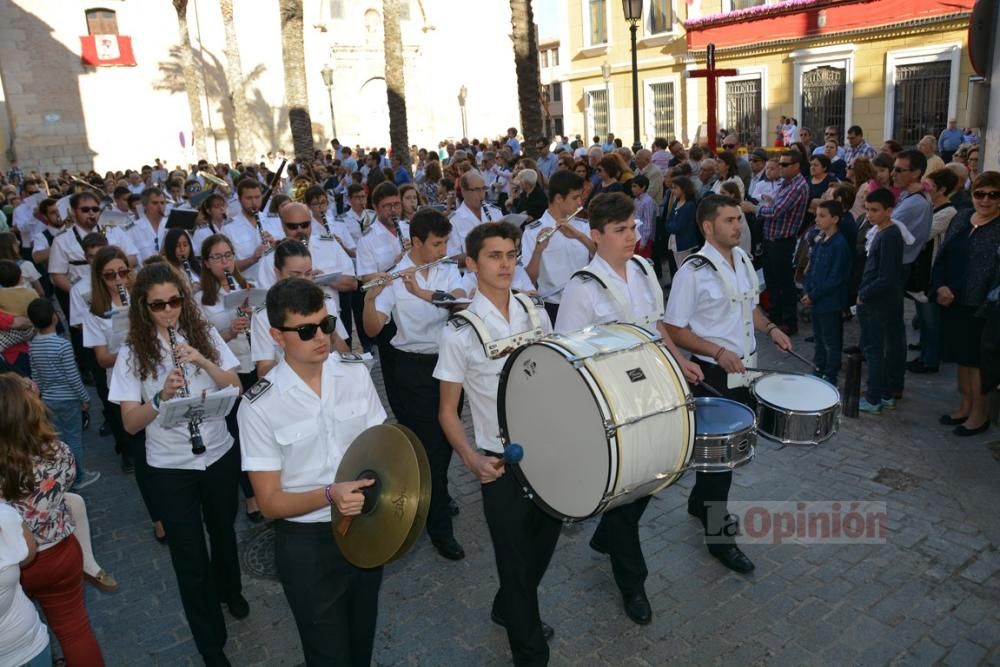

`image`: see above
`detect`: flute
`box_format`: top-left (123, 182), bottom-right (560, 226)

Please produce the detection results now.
top-left (390, 214), bottom-right (406, 254)
top-left (167, 326), bottom-right (206, 455)
top-left (361, 254), bottom-right (460, 291)
top-left (224, 269), bottom-right (252, 346)
top-left (537, 206), bottom-right (584, 245)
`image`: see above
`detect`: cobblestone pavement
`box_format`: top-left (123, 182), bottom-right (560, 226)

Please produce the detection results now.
top-left (66, 312), bottom-right (1000, 666)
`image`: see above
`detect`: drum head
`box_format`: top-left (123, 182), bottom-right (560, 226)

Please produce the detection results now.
top-left (753, 374), bottom-right (839, 411)
top-left (500, 342), bottom-right (612, 520)
top-left (694, 397), bottom-right (755, 436)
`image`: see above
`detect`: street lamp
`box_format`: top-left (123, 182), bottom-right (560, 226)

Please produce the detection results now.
top-left (601, 61), bottom-right (611, 138)
top-left (458, 85), bottom-right (468, 139)
top-left (320, 64), bottom-right (337, 141)
top-left (622, 0), bottom-right (644, 153)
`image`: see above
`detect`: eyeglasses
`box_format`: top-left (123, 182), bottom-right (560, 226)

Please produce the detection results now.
top-left (78, 206), bottom-right (101, 213)
top-left (147, 295), bottom-right (184, 312)
top-left (207, 251), bottom-right (235, 262)
top-left (723, 144), bottom-right (737, 150)
top-left (284, 221), bottom-right (311, 231)
top-left (274, 314), bottom-right (338, 341)
top-left (101, 268), bottom-right (131, 280)
top-left (972, 190), bottom-right (1000, 201)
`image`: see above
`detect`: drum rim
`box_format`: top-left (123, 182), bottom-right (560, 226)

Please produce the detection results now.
top-left (692, 396), bottom-right (757, 437)
top-left (751, 372), bottom-right (840, 410)
top-left (498, 339), bottom-right (614, 521)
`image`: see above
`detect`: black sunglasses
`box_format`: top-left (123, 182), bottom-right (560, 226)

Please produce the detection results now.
top-left (972, 190), bottom-right (1000, 201)
top-left (147, 295), bottom-right (184, 312)
top-left (284, 221), bottom-right (312, 231)
top-left (274, 314), bottom-right (338, 341)
top-left (78, 206), bottom-right (101, 213)
top-left (102, 268), bottom-right (131, 280)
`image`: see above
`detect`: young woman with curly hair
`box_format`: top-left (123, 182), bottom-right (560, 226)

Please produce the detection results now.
top-left (0, 373), bottom-right (105, 666)
top-left (108, 262), bottom-right (245, 666)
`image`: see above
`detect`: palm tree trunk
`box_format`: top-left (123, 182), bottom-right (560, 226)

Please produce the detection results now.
top-left (509, 0), bottom-right (543, 159)
top-left (383, 0), bottom-right (410, 173)
top-left (173, 0), bottom-right (208, 158)
top-left (279, 0), bottom-right (314, 161)
top-left (219, 0), bottom-right (254, 163)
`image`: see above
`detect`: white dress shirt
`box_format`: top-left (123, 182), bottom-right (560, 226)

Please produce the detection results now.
top-left (199, 290), bottom-right (253, 374)
top-left (125, 216), bottom-right (166, 263)
top-left (238, 355), bottom-right (386, 523)
top-left (68, 273), bottom-right (92, 327)
top-left (255, 235), bottom-right (356, 291)
top-left (446, 202), bottom-right (503, 256)
top-left (555, 254), bottom-right (662, 334)
top-left (520, 210), bottom-right (592, 304)
top-left (338, 209), bottom-right (370, 244)
top-left (355, 219), bottom-right (411, 276)
top-left (29, 225), bottom-right (66, 254)
top-left (222, 212), bottom-right (285, 281)
top-left (373, 254), bottom-right (463, 353)
top-left (49, 224), bottom-right (136, 286)
top-left (250, 296), bottom-right (348, 366)
top-left (433, 290), bottom-right (552, 453)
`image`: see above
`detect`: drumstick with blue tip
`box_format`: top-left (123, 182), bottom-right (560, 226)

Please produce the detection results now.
top-left (492, 443), bottom-right (524, 469)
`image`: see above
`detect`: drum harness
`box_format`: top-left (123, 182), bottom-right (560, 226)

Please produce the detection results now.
top-left (570, 255), bottom-right (664, 331)
top-left (447, 293), bottom-right (544, 360)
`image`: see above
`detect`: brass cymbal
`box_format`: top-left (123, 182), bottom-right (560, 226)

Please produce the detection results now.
top-left (332, 423), bottom-right (431, 568)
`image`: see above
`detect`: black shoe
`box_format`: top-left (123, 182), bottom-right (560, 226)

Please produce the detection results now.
top-left (246, 510), bottom-right (264, 523)
top-left (225, 593), bottom-right (250, 619)
top-left (843, 345), bottom-right (861, 355)
top-left (589, 533), bottom-right (609, 555)
top-left (686, 496), bottom-right (702, 519)
top-left (906, 359), bottom-right (939, 374)
top-left (432, 537), bottom-right (465, 560)
top-left (491, 610), bottom-right (554, 641)
top-left (99, 421), bottom-right (111, 437)
top-left (121, 454), bottom-right (134, 474)
top-left (622, 590), bottom-right (652, 625)
top-left (710, 545), bottom-right (755, 574)
top-left (907, 343), bottom-right (922, 351)
top-left (202, 652), bottom-right (232, 667)
top-left (81, 410), bottom-right (90, 431)
top-left (954, 422), bottom-right (990, 437)
top-left (448, 499), bottom-right (460, 517)
top-left (939, 414), bottom-right (968, 426)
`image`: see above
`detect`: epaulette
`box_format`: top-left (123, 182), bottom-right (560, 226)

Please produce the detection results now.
top-left (629, 256), bottom-right (654, 274)
top-left (441, 258), bottom-right (458, 265)
top-left (571, 269), bottom-right (606, 287)
top-left (244, 378), bottom-right (272, 403)
top-left (253, 304), bottom-right (266, 313)
top-left (448, 314), bottom-right (471, 329)
top-left (526, 220), bottom-right (542, 229)
top-left (683, 255), bottom-right (715, 271)
top-left (335, 352), bottom-right (366, 363)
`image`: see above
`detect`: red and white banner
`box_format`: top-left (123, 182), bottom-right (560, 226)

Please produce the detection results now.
top-left (80, 35), bottom-right (136, 67)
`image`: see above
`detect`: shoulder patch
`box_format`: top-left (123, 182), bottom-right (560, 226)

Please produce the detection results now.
top-left (528, 294), bottom-right (545, 308)
top-left (572, 269), bottom-right (606, 288)
top-left (683, 255), bottom-right (715, 271)
top-left (222, 218), bottom-right (235, 225)
top-left (335, 352), bottom-right (366, 363)
top-left (448, 314), bottom-right (471, 329)
top-left (244, 378), bottom-right (272, 403)
top-left (526, 220), bottom-right (542, 229)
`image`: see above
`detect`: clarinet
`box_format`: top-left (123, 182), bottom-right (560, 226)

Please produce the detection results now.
top-left (390, 215), bottom-right (406, 253)
top-left (182, 259), bottom-right (195, 284)
top-left (252, 210), bottom-right (267, 243)
top-left (167, 326), bottom-right (206, 455)
top-left (224, 269), bottom-right (251, 346)
top-left (116, 283), bottom-right (129, 307)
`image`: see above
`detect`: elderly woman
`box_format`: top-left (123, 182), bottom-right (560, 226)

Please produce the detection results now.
top-left (511, 169), bottom-right (549, 221)
top-left (931, 171), bottom-right (1000, 436)
top-left (711, 151), bottom-right (745, 200)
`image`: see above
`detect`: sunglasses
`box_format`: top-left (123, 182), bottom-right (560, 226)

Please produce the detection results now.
top-left (723, 144), bottom-right (737, 149)
top-left (147, 295), bottom-right (184, 312)
top-left (274, 314), bottom-right (338, 341)
top-left (284, 221), bottom-right (311, 231)
top-left (78, 206), bottom-right (101, 213)
top-left (972, 190), bottom-right (1000, 201)
top-left (102, 268), bottom-right (131, 280)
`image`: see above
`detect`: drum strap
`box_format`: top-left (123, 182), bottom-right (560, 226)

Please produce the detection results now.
top-left (572, 256), bottom-right (663, 329)
top-left (450, 293), bottom-right (543, 360)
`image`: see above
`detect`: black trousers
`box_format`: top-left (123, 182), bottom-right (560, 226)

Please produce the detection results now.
top-left (392, 350), bottom-right (458, 543)
top-left (274, 519), bottom-right (383, 667)
top-left (762, 237), bottom-right (798, 328)
top-left (146, 444), bottom-right (242, 658)
top-left (543, 302), bottom-right (559, 324)
top-left (690, 357), bottom-right (752, 552)
top-left (482, 469), bottom-right (561, 667)
top-left (225, 371), bottom-right (258, 500)
top-left (591, 495), bottom-right (652, 596)
top-left (373, 320), bottom-right (402, 417)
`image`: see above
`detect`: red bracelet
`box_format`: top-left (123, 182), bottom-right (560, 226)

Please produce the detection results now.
top-left (713, 346), bottom-right (726, 361)
top-left (324, 484), bottom-right (334, 505)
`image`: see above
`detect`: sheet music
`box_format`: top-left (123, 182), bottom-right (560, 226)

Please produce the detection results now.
top-left (223, 288), bottom-right (268, 310)
top-left (108, 309), bottom-right (129, 352)
top-left (158, 385), bottom-right (240, 427)
top-left (313, 272), bottom-right (342, 287)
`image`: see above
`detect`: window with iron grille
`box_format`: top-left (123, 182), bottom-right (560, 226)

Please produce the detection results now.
top-left (552, 83), bottom-right (562, 103)
top-left (648, 0), bottom-right (672, 34)
top-left (588, 0), bottom-right (608, 45)
top-left (801, 66), bottom-right (846, 143)
top-left (85, 8), bottom-right (118, 35)
top-left (725, 77), bottom-right (761, 146)
top-left (649, 82), bottom-right (675, 137)
top-left (892, 61), bottom-right (950, 148)
top-left (588, 89), bottom-right (610, 136)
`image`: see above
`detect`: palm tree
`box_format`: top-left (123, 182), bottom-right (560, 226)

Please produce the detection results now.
top-left (219, 0), bottom-right (254, 163)
top-left (279, 0), bottom-right (314, 160)
top-left (382, 0), bottom-right (411, 173)
top-left (172, 0), bottom-right (208, 158)
top-left (509, 0), bottom-right (543, 159)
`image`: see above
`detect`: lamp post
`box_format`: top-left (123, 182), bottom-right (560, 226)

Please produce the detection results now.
top-left (320, 65), bottom-right (337, 140)
top-left (622, 0), bottom-right (644, 153)
top-left (601, 61), bottom-right (611, 137)
top-left (458, 85), bottom-right (468, 139)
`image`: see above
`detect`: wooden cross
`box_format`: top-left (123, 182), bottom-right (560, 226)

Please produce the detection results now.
top-left (688, 43), bottom-right (738, 152)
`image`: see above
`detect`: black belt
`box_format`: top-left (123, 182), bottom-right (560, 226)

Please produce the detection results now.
top-left (393, 348), bottom-right (439, 360)
top-left (274, 519), bottom-right (331, 534)
top-left (68, 260), bottom-right (89, 266)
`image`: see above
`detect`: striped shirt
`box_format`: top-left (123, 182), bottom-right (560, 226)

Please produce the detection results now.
top-left (758, 173), bottom-right (810, 240)
top-left (28, 333), bottom-right (89, 403)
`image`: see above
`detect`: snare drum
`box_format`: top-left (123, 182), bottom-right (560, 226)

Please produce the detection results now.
top-left (751, 374), bottom-right (840, 445)
top-left (499, 324), bottom-right (694, 522)
top-left (691, 397), bottom-right (756, 472)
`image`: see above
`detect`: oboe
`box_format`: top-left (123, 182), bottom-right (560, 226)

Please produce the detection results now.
top-left (167, 326), bottom-right (206, 455)
top-left (224, 269), bottom-right (251, 346)
top-left (390, 215), bottom-right (406, 253)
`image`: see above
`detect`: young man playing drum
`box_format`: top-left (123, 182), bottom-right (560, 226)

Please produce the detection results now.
top-left (555, 192), bottom-right (703, 625)
top-left (663, 194), bottom-right (792, 574)
top-left (434, 221), bottom-right (560, 666)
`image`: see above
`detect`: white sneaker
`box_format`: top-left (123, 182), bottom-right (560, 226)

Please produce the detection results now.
top-left (74, 471), bottom-right (101, 490)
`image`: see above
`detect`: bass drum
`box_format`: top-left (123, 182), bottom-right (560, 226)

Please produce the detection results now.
top-left (499, 324), bottom-right (694, 522)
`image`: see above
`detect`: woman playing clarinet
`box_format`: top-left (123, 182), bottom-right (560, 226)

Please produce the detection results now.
top-left (108, 262), bottom-right (246, 667)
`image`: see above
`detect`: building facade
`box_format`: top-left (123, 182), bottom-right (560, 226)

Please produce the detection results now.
top-left (0, 0), bottom-right (521, 173)
top-left (539, 38), bottom-right (566, 139)
top-left (562, 0), bottom-right (974, 149)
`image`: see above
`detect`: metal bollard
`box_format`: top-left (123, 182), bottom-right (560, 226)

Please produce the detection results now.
top-left (842, 351), bottom-right (862, 418)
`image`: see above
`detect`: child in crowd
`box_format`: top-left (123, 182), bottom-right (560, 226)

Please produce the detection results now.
top-left (802, 201), bottom-right (851, 384)
top-left (0, 260), bottom-right (37, 316)
top-left (856, 189), bottom-right (904, 414)
top-left (26, 298), bottom-right (98, 489)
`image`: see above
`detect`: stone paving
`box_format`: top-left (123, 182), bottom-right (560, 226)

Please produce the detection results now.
top-left (66, 311), bottom-right (1000, 666)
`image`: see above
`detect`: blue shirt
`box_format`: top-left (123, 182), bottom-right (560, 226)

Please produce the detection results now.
top-left (394, 166), bottom-right (412, 185)
top-left (938, 128), bottom-right (964, 152)
top-left (891, 190), bottom-right (932, 264)
top-left (804, 231), bottom-right (851, 313)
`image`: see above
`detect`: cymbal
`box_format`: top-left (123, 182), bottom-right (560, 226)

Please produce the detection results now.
top-left (332, 423), bottom-right (431, 568)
